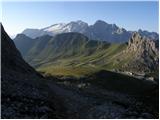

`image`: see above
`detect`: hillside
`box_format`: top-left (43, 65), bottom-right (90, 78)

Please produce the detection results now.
top-left (14, 32), bottom-right (158, 78)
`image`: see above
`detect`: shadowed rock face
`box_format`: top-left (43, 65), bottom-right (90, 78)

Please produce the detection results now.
top-left (1, 24), bottom-right (66, 118)
top-left (1, 24), bottom-right (38, 74)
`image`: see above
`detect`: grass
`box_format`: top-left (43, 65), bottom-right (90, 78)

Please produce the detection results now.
top-left (35, 43), bottom-right (129, 77)
top-left (37, 66), bottom-right (100, 78)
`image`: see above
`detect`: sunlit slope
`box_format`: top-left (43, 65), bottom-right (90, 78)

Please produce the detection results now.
top-left (14, 32), bottom-right (158, 77)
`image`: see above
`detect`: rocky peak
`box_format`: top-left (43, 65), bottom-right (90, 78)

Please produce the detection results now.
top-left (127, 32), bottom-right (158, 59)
top-left (15, 34), bottom-right (30, 39)
top-left (120, 32), bottom-right (159, 73)
top-left (128, 32), bottom-right (142, 47)
top-left (68, 20), bottom-right (88, 26)
top-left (75, 20), bottom-right (88, 25)
top-left (65, 21), bottom-right (88, 33)
top-left (94, 20), bottom-right (108, 25)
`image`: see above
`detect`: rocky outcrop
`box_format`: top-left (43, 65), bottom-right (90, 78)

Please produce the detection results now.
top-left (123, 32), bottom-right (159, 73)
top-left (128, 32), bottom-right (158, 55)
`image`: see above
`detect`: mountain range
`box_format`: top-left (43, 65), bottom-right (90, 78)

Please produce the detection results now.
top-left (14, 31), bottom-right (159, 77)
top-left (21, 20), bottom-right (159, 43)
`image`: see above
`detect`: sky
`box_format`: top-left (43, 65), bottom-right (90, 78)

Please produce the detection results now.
top-left (1, 1), bottom-right (159, 36)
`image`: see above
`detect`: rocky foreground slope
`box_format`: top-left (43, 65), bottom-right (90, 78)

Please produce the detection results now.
top-left (1, 24), bottom-right (67, 118)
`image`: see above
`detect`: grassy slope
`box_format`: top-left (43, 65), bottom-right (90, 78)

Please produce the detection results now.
top-left (37, 43), bottom-right (128, 77)
top-left (14, 33), bottom-right (131, 77)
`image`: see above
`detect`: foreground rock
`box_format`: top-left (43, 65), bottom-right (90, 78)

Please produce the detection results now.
top-left (45, 73), bottom-right (159, 119)
top-left (1, 24), bottom-right (66, 118)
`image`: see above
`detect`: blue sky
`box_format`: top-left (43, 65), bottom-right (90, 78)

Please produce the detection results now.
top-left (2, 1), bottom-right (159, 36)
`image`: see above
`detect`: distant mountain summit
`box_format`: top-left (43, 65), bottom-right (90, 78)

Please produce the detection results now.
top-left (84, 20), bottom-right (131, 43)
top-left (43, 20), bottom-right (88, 34)
top-left (21, 20), bottom-right (158, 43)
